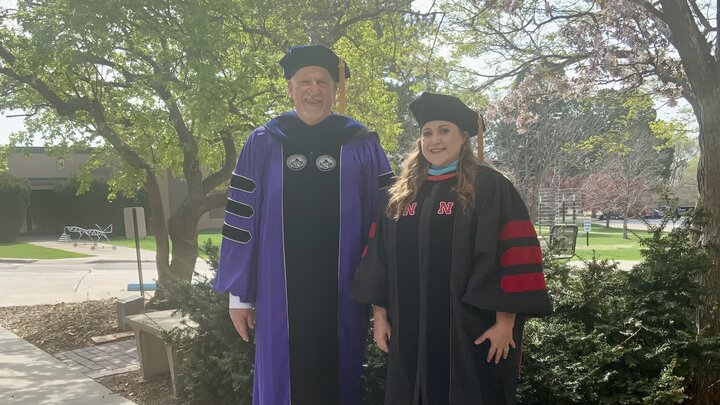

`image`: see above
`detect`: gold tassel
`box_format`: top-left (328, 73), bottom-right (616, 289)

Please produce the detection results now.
top-left (338, 59), bottom-right (346, 115)
top-left (477, 111), bottom-right (485, 162)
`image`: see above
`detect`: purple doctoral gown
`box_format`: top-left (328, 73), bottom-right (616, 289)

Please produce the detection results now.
top-left (214, 111), bottom-right (392, 405)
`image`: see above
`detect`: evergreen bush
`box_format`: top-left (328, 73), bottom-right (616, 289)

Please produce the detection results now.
top-left (518, 213), bottom-right (720, 404)
top-left (0, 172), bottom-right (31, 243)
top-left (161, 240), bottom-right (254, 405)
top-left (361, 328), bottom-right (386, 404)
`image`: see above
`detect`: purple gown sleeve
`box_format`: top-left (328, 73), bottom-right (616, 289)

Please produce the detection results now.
top-left (213, 129), bottom-right (265, 304)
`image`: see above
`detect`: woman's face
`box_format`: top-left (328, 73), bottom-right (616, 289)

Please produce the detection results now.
top-left (420, 120), bottom-right (468, 167)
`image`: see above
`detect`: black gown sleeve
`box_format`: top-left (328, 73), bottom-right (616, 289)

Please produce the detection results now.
top-left (350, 214), bottom-right (390, 308)
top-left (462, 169), bottom-right (553, 316)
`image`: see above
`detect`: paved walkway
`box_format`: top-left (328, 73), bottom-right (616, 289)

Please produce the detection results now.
top-left (0, 237), bottom-right (211, 306)
top-left (55, 339), bottom-right (140, 379)
top-left (0, 237), bottom-right (201, 404)
top-left (0, 326), bottom-right (138, 405)
top-left (567, 259), bottom-right (641, 271)
top-left (592, 217), bottom-right (683, 232)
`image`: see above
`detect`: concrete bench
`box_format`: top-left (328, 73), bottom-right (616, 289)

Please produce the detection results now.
top-left (124, 310), bottom-right (196, 397)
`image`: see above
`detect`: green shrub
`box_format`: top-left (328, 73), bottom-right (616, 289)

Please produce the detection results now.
top-left (518, 213), bottom-right (720, 404)
top-left (362, 329), bottom-right (386, 404)
top-left (0, 172), bottom-right (31, 243)
top-left (160, 240), bottom-right (254, 405)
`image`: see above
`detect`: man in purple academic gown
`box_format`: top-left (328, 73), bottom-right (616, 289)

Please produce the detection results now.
top-left (213, 45), bottom-right (392, 405)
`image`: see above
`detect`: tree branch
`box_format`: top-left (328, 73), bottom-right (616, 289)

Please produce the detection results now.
top-left (196, 191), bottom-right (228, 217)
top-left (202, 130), bottom-right (237, 194)
top-left (688, 0), bottom-right (714, 33)
top-left (328, 2), bottom-right (414, 42)
top-left (0, 41), bottom-right (17, 64)
top-left (658, 0), bottom-right (717, 89)
top-left (626, 0), bottom-right (666, 23)
top-left (0, 43), bottom-right (155, 174)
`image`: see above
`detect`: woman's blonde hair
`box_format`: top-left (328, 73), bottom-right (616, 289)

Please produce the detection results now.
top-left (386, 132), bottom-right (483, 220)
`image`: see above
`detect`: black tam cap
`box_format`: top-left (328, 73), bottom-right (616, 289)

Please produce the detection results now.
top-left (409, 92), bottom-right (480, 137)
top-left (279, 45), bottom-right (351, 83)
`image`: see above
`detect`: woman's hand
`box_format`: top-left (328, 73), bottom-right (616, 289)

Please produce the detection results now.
top-left (373, 306), bottom-right (391, 353)
top-left (474, 311), bottom-right (516, 364)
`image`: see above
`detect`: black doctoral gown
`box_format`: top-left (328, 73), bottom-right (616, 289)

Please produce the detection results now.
top-left (351, 165), bottom-right (553, 405)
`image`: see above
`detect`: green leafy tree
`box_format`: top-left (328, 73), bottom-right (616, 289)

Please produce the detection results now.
top-left (519, 214), bottom-right (720, 404)
top-left (0, 0), bottom-right (431, 299)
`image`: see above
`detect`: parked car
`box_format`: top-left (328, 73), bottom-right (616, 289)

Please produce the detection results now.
top-left (675, 206), bottom-right (694, 218)
top-left (658, 205), bottom-right (694, 219)
top-left (640, 208), bottom-right (663, 219)
top-left (599, 211), bottom-right (624, 220)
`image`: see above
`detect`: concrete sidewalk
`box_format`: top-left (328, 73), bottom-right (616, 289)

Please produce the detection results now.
top-left (0, 238), bottom-right (211, 307)
top-left (0, 237), bottom-right (209, 404)
top-left (567, 259), bottom-right (641, 271)
top-left (0, 326), bottom-right (138, 405)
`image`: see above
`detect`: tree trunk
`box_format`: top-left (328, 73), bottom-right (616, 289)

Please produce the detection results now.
top-left (148, 206), bottom-right (200, 304)
top-left (150, 191), bottom-right (226, 302)
top-left (167, 205), bottom-right (201, 284)
top-left (622, 216), bottom-right (629, 240)
top-left (690, 89), bottom-right (720, 405)
top-left (696, 91), bottom-right (720, 336)
top-left (658, 2), bottom-right (720, 399)
top-left (140, 173), bottom-right (171, 306)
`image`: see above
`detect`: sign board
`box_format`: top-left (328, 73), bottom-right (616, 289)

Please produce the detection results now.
top-left (549, 224), bottom-right (578, 259)
top-left (583, 219), bottom-right (592, 233)
top-left (123, 207), bottom-right (147, 239)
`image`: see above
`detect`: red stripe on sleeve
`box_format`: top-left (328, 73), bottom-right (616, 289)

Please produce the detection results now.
top-left (361, 245), bottom-right (369, 258)
top-left (368, 223), bottom-right (377, 239)
top-left (500, 246), bottom-right (542, 267)
top-left (500, 272), bottom-right (547, 293)
top-left (499, 220), bottom-right (537, 241)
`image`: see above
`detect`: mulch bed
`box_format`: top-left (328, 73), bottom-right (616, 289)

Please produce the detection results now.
top-left (0, 299), bottom-right (177, 405)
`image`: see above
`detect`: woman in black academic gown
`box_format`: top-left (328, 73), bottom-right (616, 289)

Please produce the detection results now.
top-left (351, 92), bottom-right (552, 405)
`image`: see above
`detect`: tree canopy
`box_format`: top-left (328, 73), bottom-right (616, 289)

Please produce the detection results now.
top-left (0, 0), bottom-right (437, 294)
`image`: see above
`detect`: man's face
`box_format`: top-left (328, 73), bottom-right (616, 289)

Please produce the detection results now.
top-left (287, 66), bottom-right (336, 126)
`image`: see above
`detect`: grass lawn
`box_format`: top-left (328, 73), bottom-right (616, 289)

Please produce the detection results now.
top-left (111, 223), bottom-right (651, 262)
top-left (110, 230), bottom-right (222, 259)
top-left (0, 243), bottom-right (92, 260)
top-left (538, 222), bottom-right (652, 261)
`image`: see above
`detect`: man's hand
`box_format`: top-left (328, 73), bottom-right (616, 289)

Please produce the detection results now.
top-left (229, 308), bottom-right (255, 342)
top-left (373, 306), bottom-right (391, 353)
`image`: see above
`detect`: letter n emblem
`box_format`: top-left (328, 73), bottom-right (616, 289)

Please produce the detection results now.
top-left (437, 201), bottom-right (454, 215)
top-left (403, 202), bottom-right (417, 216)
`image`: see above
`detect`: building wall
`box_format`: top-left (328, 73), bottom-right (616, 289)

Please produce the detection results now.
top-left (199, 206), bottom-right (224, 230)
top-left (8, 147), bottom-right (91, 190)
top-left (9, 148), bottom-right (224, 233)
top-left (159, 169), bottom-right (224, 231)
